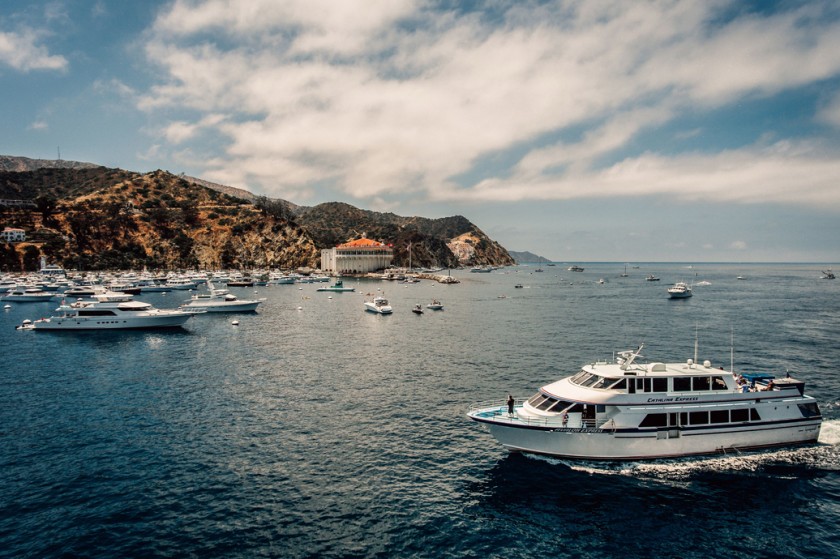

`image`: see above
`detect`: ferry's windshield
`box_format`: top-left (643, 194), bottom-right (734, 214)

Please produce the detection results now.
top-left (526, 393), bottom-right (578, 413)
top-left (570, 373), bottom-right (626, 390)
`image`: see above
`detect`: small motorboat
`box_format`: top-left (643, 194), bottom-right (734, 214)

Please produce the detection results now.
top-left (412, 304), bottom-right (424, 314)
top-left (364, 295), bottom-right (392, 314)
top-left (427, 300), bottom-right (444, 310)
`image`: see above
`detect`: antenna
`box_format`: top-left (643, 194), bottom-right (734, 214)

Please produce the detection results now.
top-left (57, 146), bottom-right (61, 161)
top-left (730, 326), bottom-right (734, 374)
top-left (694, 323), bottom-right (698, 365)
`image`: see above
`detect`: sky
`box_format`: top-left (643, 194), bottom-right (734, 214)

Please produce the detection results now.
top-left (2, 0), bottom-right (840, 262)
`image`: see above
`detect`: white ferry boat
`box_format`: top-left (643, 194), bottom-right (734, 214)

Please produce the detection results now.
top-left (21, 299), bottom-right (195, 330)
top-left (667, 281), bottom-right (692, 299)
top-left (467, 344), bottom-right (821, 460)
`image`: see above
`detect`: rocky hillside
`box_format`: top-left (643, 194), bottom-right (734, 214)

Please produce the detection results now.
top-left (508, 250), bottom-right (551, 264)
top-left (294, 202), bottom-right (513, 268)
top-left (0, 156), bottom-right (513, 271)
top-left (0, 168), bottom-right (318, 271)
top-left (0, 154), bottom-right (99, 172)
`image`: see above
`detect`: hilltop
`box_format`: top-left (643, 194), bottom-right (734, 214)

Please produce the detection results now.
top-left (0, 156), bottom-right (513, 271)
top-left (508, 250), bottom-right (552, 264)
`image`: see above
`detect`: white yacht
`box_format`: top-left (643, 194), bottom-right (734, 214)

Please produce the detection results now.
top-left (667, 281), bottom-right (692, 299)
top-left (467, 344), bottom-right (822, 460)
top-left (364, 295), bottom-right (393, 314)
top-left (180, 282), bottom-right (262, 313)
top-left (22, 300), bottom-right (195, 330)
top-left (63, 283), bottom-right (98, 297)
top-left (165, 277), bottom-right (199, 290)
top-left (1, 286), bottom-right (55, 302)
top-left (427, 299), bottom-right (444, 310)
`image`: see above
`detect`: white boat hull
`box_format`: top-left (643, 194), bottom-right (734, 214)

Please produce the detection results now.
top-left (31, 313), bottom-right (192, 330)
top-left (182, 301), bottom-right (260, 312)
top-left (364, 303), bottom-right (392, 314)
top-left (470, 407), bottom-right (821, 460)
top-left (668, 291), bottom-right (692, 299)
top-left (1, 294), bottom-right (55, 302)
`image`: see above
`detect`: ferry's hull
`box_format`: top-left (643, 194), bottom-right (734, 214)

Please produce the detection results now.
top-left (470, 412), bottom-right (821, 460)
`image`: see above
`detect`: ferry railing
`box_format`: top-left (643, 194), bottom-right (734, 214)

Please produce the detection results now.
top-left (468, 399), bottom-right (587, 429)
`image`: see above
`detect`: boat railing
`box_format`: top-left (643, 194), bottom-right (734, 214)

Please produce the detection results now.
top-left (469, 399), bottom-right (612, 430)
top-left (468, 399), bottom-right (567, 429)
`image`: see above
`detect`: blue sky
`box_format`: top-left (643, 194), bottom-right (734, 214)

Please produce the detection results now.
top-left (3, 0), bottom-right (840, 262)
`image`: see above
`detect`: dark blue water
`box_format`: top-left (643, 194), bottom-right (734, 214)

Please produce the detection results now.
top-left (1, 264), bottom-right (838, 558)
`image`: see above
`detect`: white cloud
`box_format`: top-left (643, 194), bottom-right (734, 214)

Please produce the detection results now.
top-left (730, 241), bottom-right (748, 250)
top-left (163, 114), bottom-right (226, 144)
top-left (137, 0), bottom-right (840, 209)
top-left (453, 139), bottom-right (840, 207)
top-left (0, 28), bottom-right (67, 72)
top-left (818, 91), bottom-right (840, 128)
top-left (28, 120), bottom-right (48, 130)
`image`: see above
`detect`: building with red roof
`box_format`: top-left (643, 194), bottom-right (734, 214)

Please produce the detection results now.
top-left (321, 238), bottom-right (393, 274)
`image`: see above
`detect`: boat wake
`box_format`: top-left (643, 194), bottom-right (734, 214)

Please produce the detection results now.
top-left (526, 419), bottom-right (840, 479)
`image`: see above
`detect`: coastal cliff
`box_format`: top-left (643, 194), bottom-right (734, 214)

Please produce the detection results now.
top-left (0, 157), bottom-right (513, 271)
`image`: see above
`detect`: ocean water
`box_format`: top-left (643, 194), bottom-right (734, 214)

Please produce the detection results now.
top-left (1, 263), bottom-right (838, 559)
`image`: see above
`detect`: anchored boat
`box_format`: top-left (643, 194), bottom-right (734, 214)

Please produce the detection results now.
top-left (467, 344), bottom-right (821, 460)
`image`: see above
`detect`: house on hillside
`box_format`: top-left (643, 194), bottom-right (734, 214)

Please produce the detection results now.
top-left (1, 227), bottom-right (26, 243)
top-left (321, 238), bottom-right (393, 274)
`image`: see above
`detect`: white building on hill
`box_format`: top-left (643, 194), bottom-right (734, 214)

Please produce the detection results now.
top-left (321, 238), bottom-right (393, 274)
top-left (1, 227), bottom-right (25, 242)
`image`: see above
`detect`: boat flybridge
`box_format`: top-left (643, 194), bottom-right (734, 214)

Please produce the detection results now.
top-left (468, 344), bottom-right (822, 460)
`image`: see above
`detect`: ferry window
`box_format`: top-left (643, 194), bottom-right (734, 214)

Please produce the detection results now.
top-left (711, 376), bottom-right (728, 390)
top-left (652, 378), bottom-right (668, 392)
top-left (692, 377), bottom-right (711, 391)
top-left (710, 410), bottom-right (729, 424)
top-left (527, 394), bottom-right (546, 407)
top-left (680, 412), bottom-right (687, 425)
top-left (639, 413), bottom-right (667, 427)
top-left (596, 405), bottom-right (605, 413)
top-left (750, 409), bottom-right (761, 421)
top-left (669, 413), bottom-right (678, 426)
top-left (568, 404), bottom-right (584, 413)
top-left (731, 409), bottom-right (749, 422)
top-left (608, 378), bottom-right (627, 390)
top-left (798, 403), bottom-right (820, 418)
top-left (590, 376), bottom-right (612, 389)
top-left (571, 371), bottom-right (589, 384)
top-left (548, 400), bottom-right (571, 413)
top-left (639, 378), bottom-right (652, 392)
top-left (673, 377), bottom-right (691, 391)
top-left (581, 375), bottom-right (602, 388)
top-left (536, 397), bottom-right (557, 411)
top-left (689, 411), bottom-right (709, 425)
